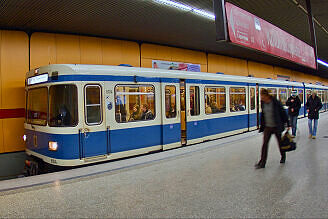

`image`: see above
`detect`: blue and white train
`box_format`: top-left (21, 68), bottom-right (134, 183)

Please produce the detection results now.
top-left (24, 64), bottom-right (328, 174)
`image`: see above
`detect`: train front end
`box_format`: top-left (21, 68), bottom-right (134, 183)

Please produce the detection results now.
top-left (24, 66), bottom-right (80, 175)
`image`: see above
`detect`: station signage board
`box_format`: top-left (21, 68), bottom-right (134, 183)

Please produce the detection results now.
top-left (225, 2), bottom-right (316, 69)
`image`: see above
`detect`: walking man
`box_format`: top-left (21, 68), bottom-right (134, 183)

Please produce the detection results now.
top-left (255, 89), bottom-right (290, 169)
top-left (286, 90), bottom-right (301, 137)
top-left (305, 91), bottom-right (322, 139)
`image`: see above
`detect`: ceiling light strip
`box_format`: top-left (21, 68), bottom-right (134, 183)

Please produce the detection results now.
top-left (317, 59), bottom-right (328, 68)
top-left (153, 0), bottom-right (215, 20)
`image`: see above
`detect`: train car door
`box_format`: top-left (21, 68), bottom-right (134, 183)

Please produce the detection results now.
top-left (180, 80), bottom-right (187, 145)
top-left (248, 85), bottom-right (257, 130)
top-left (161, 80), bottom-right (181, 150)
top-left (81, 83), bottom-right (108, 159)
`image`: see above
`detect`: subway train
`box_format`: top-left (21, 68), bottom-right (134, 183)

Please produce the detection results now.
top-left (24, 64), bottom-right (328, 175)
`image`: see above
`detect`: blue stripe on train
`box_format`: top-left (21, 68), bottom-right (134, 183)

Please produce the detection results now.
top-left (25, 123), bottom-right (181, 160)
top-left (50, 75), bottom-right (179, 83)
top-left (249, 113), bottom-right (257, 127)
top-left (25, 129), bottom-right (80, 159)
top-left (187, 114), bottom-right (249, 140)
top-left (26, 114), bottom-right (257, 160)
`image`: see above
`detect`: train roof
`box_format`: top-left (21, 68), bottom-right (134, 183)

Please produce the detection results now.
top-left (303, 82), bottom-right (328, 90)
top-left (27, 64), bottom-right (306, 87)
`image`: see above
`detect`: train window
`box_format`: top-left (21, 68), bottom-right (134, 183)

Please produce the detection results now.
top-left (165, 85), bottom-right (176, 118)
top-left (115, 85), bottom-right (155, 123)
top-left (250, 88), bottom-right (255, 110)
top-left (230, 87), bottom-right (246, 112)
top-left (279, 88), bottom-right (288, 105)
top-left (49, 85), bottom-right (78, 127)
top-left (190, 86), bottom-right (200, 116)
top-left (319, 90), bottom-right (324, 102)
top-left (84, 85), bottom-right (102, 125)
top-left (298, 89), bottom-right (304, 104)
top-left (27, 87), bottom-right (48, 126)
top-left (205, 86), bottom-right (226, 114)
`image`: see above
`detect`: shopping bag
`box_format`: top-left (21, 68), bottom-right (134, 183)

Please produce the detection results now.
top-left (280, 131), bottom-right (296, 152)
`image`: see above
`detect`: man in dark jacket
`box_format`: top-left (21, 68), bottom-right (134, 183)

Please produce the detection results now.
top-left (286, 90), bottom-right (301, 137)
top-left (305, 91), bottom-right (322, 139)
top-left (141, 104), bottom-right (154, 120)
top-left (255, 89), bottom-right (290, 169)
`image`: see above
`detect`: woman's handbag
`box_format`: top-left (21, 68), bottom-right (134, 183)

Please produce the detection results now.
top-left (280, 131), bottom-right (296, 152)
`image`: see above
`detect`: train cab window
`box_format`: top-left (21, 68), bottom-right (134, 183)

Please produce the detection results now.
top-left (279, 88), bottom-right (288, 105)
top-left (230, 87), bottom-right (246, 112)
top-left (27, 87), bottom-right (48, 126)
top-left (298, 89), bottom-right (304, 104)
top-left (190, 86), bottom-right (200, 116)
top-left (250, 88), bottom-right (255, 110)
top-left (115, 85), bottom-right (155, 123)
top-left (49, 85), bottom-right (78, 127)
top-left (205, 86), bottom-right (226, 114)
top-left (85, 85), bottom-right (102, 125)
top-left (165, 85), bottom-right (176, 118)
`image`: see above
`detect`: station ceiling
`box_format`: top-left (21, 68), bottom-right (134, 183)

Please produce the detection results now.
top-left (1, 0), bottom-right (328, 78)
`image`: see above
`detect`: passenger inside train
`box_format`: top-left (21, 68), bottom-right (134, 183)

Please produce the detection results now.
top-left (141, 104), bottom-right (154, 120)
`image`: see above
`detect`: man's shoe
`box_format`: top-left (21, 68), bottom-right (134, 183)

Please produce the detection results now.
top-left (280, 157), bottom-right (286, 163)
top-left (312, 136), bottom-right (316, 139)
top-left (309, 134), bottom-right (312, 139)
top-left (291, 135), bottom-right (295, 138)
top-left (254, 163), bottom-right (265, 169)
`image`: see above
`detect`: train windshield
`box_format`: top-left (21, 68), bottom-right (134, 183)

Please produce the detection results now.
top-left (27, 87), bottom-right (48, 126)
top-left (49, 84), bottom-right (78, 127)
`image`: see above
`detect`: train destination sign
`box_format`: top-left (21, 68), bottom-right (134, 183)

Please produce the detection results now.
top-left (27, 74), bottom-right (49, 85)
top-left (225, 2), bottom-right (316, 69)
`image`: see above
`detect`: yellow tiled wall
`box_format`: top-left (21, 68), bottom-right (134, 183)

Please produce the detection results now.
top-left (30, 33), bottom-right (140, 69)
top-left (208, 54), bottom-right (248, 76)
top-left (248, 61), bottom-right (274, 79)
top-left (0, 30), bottom-right (29, 153)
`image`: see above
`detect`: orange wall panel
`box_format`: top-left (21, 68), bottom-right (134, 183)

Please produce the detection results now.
top-left (141, 44), bottom-right (171, 60)
top-left (0, 30), bottom-right (28, 153)
top-left (248, 61), bottom-right (274, 79)
top-left (208, 54), bottom-right (248, 76)
top-left (31, 33), bottom-right (140, 68)
top-left (2, 118), bottom-right (25, 152)
top-left (141, 58), bottom-right (153, 69)
top-left (56, 34), bottom-right (81, 64)
top-left (121, 41), bottom-right (140, 67)
top-left (30, 33), bottom-right (56, 69)
top-left (0, 30), bottom-right (28, 109)
top-left (80, 36), bottom-right (102, 65)
top-left (273, 66), bottom-right (292, 80)
top-left (102, 39), bottom-right (140, 67)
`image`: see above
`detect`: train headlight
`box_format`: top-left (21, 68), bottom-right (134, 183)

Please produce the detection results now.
top-left (23, 135), bottom-right (27, 142)
top-left (48, 141), bottom-right (58, 151)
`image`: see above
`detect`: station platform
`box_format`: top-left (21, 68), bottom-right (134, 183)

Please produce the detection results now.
top-left (0, 113), bottom-right (328, 218)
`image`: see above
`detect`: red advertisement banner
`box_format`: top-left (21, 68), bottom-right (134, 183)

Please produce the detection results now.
top-left (225, 2), bottom-right (316, 69)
